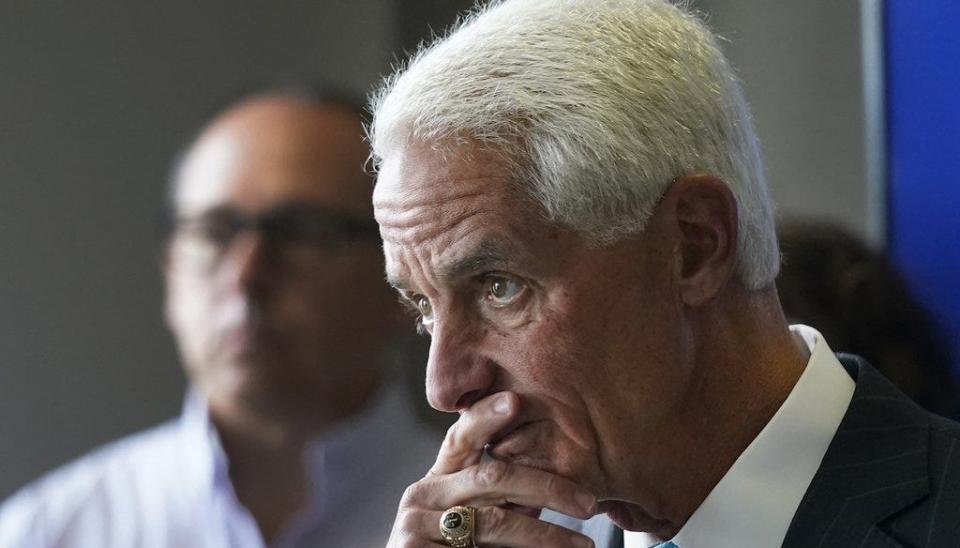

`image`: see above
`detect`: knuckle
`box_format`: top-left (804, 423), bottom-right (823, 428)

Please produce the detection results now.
top-left (540, 470), bottom-right (578, 504)
top-left (437, 422), bottom-right (471, 460)
top-left (478, 505), bottom-right (510, 537)
top-left (400, 481), bottom-right (429, 506)
top-left (395, 508), bottom-right (419, 534)
top-left (541, 471), bottom-right (558, 493)
top-left (390, 509), bottom-right (430, 548)
top-left (473, 460), bottom-right (510, 488)
top-left (542, 470), bottom-right (570, 499)
top-left (444, 421), bottom-right (469, 451)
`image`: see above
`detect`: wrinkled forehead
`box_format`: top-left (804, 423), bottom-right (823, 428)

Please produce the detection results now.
top-left (373, 141), bottom-right (524, 231)
top-left (373, 142), bottom-right (551, 289)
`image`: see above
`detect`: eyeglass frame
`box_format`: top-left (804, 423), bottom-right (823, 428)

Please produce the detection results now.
top-left (160, 201), bottom-right (382, 274)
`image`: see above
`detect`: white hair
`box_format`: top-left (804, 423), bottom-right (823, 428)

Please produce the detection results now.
top-left (370, 0), bottom-right (779, 289)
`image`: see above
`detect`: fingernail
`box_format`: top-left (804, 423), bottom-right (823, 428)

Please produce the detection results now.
top-left (577, 492), bottom-right (596, 515)
top-left (493, 393), bottom-right (511, 414)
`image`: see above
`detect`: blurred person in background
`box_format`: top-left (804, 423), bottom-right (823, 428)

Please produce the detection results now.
top-left (0, 84), bottom-right (440, 548)
top-left (777, 221), bottom-right (958, 418)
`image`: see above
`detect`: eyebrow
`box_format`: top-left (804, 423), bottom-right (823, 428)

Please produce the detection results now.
top-left (386, 236), bottom-right (516, 291)
top-left (438, 237), bottom-right (515, 280)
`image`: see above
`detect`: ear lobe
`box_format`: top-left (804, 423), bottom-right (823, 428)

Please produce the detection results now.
top-left (669, 174), bottom-right (738, 306)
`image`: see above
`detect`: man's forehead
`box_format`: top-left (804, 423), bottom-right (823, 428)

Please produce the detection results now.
top-left (174, 130), bottom-right (243, 214)
top-left (374, 141), bottom-right (562, 291)
top-left (374, 140), bottom-right (518, 201)
top-left (374, 143), bottom-right (520, 238)
top-left (383, 232), bottom-right (519, 291)
top-left (174, 99), bottom-right (373, 217)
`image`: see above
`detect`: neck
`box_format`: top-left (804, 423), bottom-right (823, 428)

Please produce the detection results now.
top-left (206, 379), bottom-right (380, 543)
top-left (610, 287), bottom-right (809, 538)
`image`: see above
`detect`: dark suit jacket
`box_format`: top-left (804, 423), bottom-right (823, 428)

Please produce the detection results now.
top-left (547, 355), bottom-right (960, 547)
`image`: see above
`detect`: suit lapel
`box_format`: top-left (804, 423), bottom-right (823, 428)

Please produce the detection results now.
top-left (782, 355), bottom-right (930, 548)
top-left (547, 356), bottom-right (932, 548)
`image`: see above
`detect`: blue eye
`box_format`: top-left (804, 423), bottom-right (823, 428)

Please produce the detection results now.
top-left (485, 276), bottom-right (526, 306)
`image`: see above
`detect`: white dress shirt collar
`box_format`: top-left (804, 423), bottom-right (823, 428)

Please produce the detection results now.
top-left (625, 325), bottom-right (855, 548)
top-left (179, 383), bottom-right (420, 546)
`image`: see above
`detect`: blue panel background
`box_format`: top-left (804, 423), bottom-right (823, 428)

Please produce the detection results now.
top-left (886, 0), bottom-right (960, 372)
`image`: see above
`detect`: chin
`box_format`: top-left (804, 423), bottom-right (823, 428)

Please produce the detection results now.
top-left (207, 366), bottom-right (291, 406)
top-left (600, 500), bottom-right (678, 538)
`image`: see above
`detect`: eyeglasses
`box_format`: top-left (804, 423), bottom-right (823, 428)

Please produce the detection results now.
top-left (167, 203), bottom-right (380, 273)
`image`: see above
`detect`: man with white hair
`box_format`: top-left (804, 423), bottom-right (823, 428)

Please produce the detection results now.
top-left (369, 1), bottom-right (960, 547)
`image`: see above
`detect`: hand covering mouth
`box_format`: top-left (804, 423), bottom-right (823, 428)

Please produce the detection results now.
top-left (485, 419), bottom-right (535, 454)
top-left (502, 502), bottom-right (543, 519)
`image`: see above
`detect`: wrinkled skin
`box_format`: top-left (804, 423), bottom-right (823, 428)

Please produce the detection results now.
top-left (374, 142), bottom-right (707, 546)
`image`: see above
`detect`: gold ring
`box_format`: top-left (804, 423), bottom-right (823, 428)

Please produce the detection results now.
top-left (439, 505), bottom-right (477, 547)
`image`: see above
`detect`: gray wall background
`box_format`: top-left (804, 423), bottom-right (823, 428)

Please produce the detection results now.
top-left (0, 0), bottom-right (870, 498)
top-left (697, 0), bottom-right (870, 241)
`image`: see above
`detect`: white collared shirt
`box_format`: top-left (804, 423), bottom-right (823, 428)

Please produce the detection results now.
top-left (0, 384), bottom-right (440, 548)
top-left (625, 325), bottom-right (855, 548)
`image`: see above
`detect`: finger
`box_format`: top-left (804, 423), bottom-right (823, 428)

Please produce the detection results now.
top-left (408, 506), bottom-right (594, 548)
top-left (475, 506), bottom-right (594, 548)
top-left (423, 461), bottom-right (597, 519)
top-left (386, 506), bottom-right (451, 548)
top-left (429, 391), bottom-right (519, 476)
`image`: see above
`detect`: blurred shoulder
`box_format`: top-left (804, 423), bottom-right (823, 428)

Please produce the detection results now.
top-left (0, 419), bottom-right (186, 547)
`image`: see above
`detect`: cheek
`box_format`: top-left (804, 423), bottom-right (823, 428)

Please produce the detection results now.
top-left (166, 277), bottom-right (211, 335)
top-left (497, 313), bottom-right (590, 389)
top-left (517, 290), bottom-right (665, 417)
top-left (502, 326), bottom-right (606, 475)
top-left (165, 277), bottom-right (219, 370)
top-left (279, 269), bottom-right (393, 335)
top-left (273, 280), bottom-right (340, 334)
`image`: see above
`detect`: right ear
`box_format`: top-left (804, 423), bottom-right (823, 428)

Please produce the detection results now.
top-left (656, 174), bottom-right (740, 308)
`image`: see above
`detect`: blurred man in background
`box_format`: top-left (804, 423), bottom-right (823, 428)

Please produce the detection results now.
top-left (0, 85), bottom-right (439, 547)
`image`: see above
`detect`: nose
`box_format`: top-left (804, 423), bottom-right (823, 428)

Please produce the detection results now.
top-left (219, 231), bottom-right (272, 296)
top-left (425, 313), bottom-right (497, 413)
